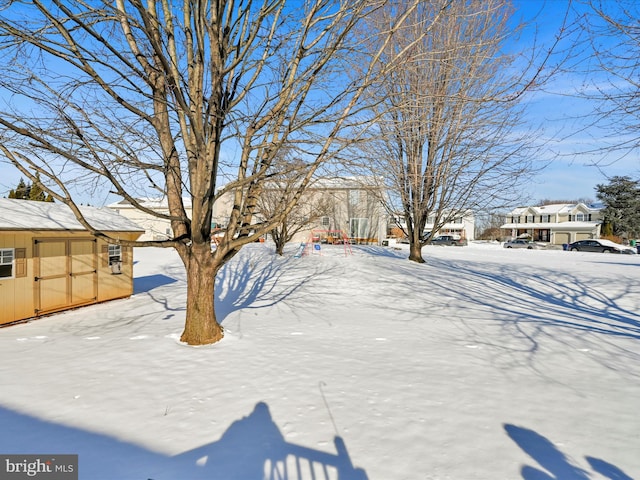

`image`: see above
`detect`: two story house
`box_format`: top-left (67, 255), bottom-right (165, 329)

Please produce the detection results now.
top-left (500, 203), bottom-right (603, 245)
top-left (107, 176), bottom-right (387, 246)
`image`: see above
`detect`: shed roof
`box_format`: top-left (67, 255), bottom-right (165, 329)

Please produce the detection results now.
top-left (0, 198), bottom-right (145, 232)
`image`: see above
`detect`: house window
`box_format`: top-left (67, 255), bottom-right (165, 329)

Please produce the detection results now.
top-left (576, 213), bottom-right (585, 222)
top-left (0, 248), bottom-right (14, 278)
top-left (541, 215), bottom-right (550, 223)
top-left (349, 218), bottom-right (369, 238)
top-left (108, 244), bottom-right (122, 265)
top-left (322, 216), bottom-right (330, 228)
top-left (348, 190), bottom-right (359, 206)
top-left (526, 215), bottom-right (534, 223)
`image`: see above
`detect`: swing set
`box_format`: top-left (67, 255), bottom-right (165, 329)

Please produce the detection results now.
top-left (299, 229), bottom-right (352, 257)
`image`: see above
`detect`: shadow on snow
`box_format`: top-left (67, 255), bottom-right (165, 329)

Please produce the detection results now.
top-left (505, 424), bottom-right (632, 480)
top-left (0, 402), bottom-right (367, 480)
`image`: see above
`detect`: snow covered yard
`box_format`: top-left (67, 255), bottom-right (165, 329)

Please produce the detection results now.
top-left (0, 242), bottom-right (639, 480)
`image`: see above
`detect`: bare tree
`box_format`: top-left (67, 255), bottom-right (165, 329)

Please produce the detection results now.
top-left (577, 0), bottom-right (640, 161)
top-left (256, 160), bottom-right (336, 256)
top-left (0, 0), bottom-right (421, 344)
top-left (354, 0), bottom-right (566, 263)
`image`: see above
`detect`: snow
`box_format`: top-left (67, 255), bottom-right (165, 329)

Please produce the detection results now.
top-left (1, 242), bottom-right (639, 480)
top-left (0, 198), bottom-right (144, 232)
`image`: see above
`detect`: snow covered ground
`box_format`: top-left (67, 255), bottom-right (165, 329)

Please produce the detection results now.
top-left (1, 241), bottom-right (639, 480)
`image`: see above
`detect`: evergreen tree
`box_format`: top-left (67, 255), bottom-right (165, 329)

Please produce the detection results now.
top-left (14, 178), bottom-right (28, 199)
top-left (6, 175), bottom-right (53, 202)
top-left (28, 173), bottom-right (46, 201)
top-left (596, 176), bottom-right (640, 238)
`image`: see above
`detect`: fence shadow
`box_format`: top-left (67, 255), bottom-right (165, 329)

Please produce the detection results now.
top-left (0, 402), bottom-right (367, 480)
top-left (177, 402), bottom-right (368, 480)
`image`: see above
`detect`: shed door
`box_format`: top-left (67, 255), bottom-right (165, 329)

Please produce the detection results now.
top-left (36, 240), bottom-right (68, 314)
top-left (35, 238), bottom-right (97, 315)
top-left (70, 239), bottom-right (97, 305)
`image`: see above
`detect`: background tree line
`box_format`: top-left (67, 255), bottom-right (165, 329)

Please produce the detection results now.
top-left (6, 174), bottom-right (54, 202)
top-left (596, 176), bottom-right (640, 240)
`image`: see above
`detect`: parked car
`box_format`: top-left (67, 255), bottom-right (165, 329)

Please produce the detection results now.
top-left (503, 239), bottom-right (540, 249)
top-left (431, 235), bottom-right (467, 246)
top-left (567, 239), bottom-right (637, 254)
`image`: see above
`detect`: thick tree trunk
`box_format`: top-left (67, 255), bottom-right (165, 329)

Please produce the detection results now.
top-left (408, 241), bottom-right (425, 263)
top-left (180, 243), bottom-right (224, 345)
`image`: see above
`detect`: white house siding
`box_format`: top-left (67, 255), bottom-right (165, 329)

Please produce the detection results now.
top-left (107, 198), bottom-right (193, 241)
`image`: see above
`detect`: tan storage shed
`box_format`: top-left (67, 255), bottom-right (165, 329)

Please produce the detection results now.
top-left (0, 198), bottom-right (144, 325)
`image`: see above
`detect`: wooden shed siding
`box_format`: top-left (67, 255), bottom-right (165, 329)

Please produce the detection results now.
top-left (0, 232), bottom-right (33, 324)
top-left (0, 230), bottom-right (140, 325)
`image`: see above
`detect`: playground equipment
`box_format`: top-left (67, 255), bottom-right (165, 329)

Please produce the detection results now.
top-left (295, 229), bottom-right (353, 257)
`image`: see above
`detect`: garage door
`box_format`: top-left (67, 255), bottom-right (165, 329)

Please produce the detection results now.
top-left (554, 232), bottom-right (570, 246)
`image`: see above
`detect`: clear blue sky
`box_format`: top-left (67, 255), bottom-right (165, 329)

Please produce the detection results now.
top-left (513, 0), bottom-right (639, 204)
top-left (0, 0), bottom-right (636, 207)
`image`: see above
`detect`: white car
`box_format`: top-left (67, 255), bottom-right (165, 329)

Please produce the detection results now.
top-left (503, 239), bottom-right (540, 249)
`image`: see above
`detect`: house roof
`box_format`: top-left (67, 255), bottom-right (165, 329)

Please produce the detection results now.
top-left (310, 176), bottom-right (381, 189)
top-left (508, 203), bottom-right (602, 215)
top-left (0, 198), bottom-right (145, 232)
top-left (107, 197), bottom-right (192, 210)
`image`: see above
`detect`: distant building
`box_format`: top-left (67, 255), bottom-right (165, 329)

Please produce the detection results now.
top-left (500, 203), bottom-right (602, 245)
top-left (390, 210), bottom-right (476, 241)
top-left (0, 198), bottom-right (144, 325)
top-left (107, 177), bottom-right (388, 245)
top-left (293, 177), bottom-right (387, 244)
top-left (107, 197), bottom-right (193, 241)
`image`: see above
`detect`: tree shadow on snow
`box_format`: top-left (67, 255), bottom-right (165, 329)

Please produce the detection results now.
top-left (134, 274), bottom-right (177, 294)
top-left (0, 402), bottom-right (367, 480)
top-left (395, 256), bottom-right (640, 374)
top-left (214, 251), bottom-right (336, 324)
top-left (351, 245), bottom-right (407, 259)
top-left (505, 424), bottom-right (632, 480)
top-left (428, 257), bottom-right (640, 341)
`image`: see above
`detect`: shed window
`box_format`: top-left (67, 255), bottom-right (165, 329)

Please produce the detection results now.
top-left (108, 244), bottom-right (122, 265)
top-left (0, 248), bottom-right (14, 278)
